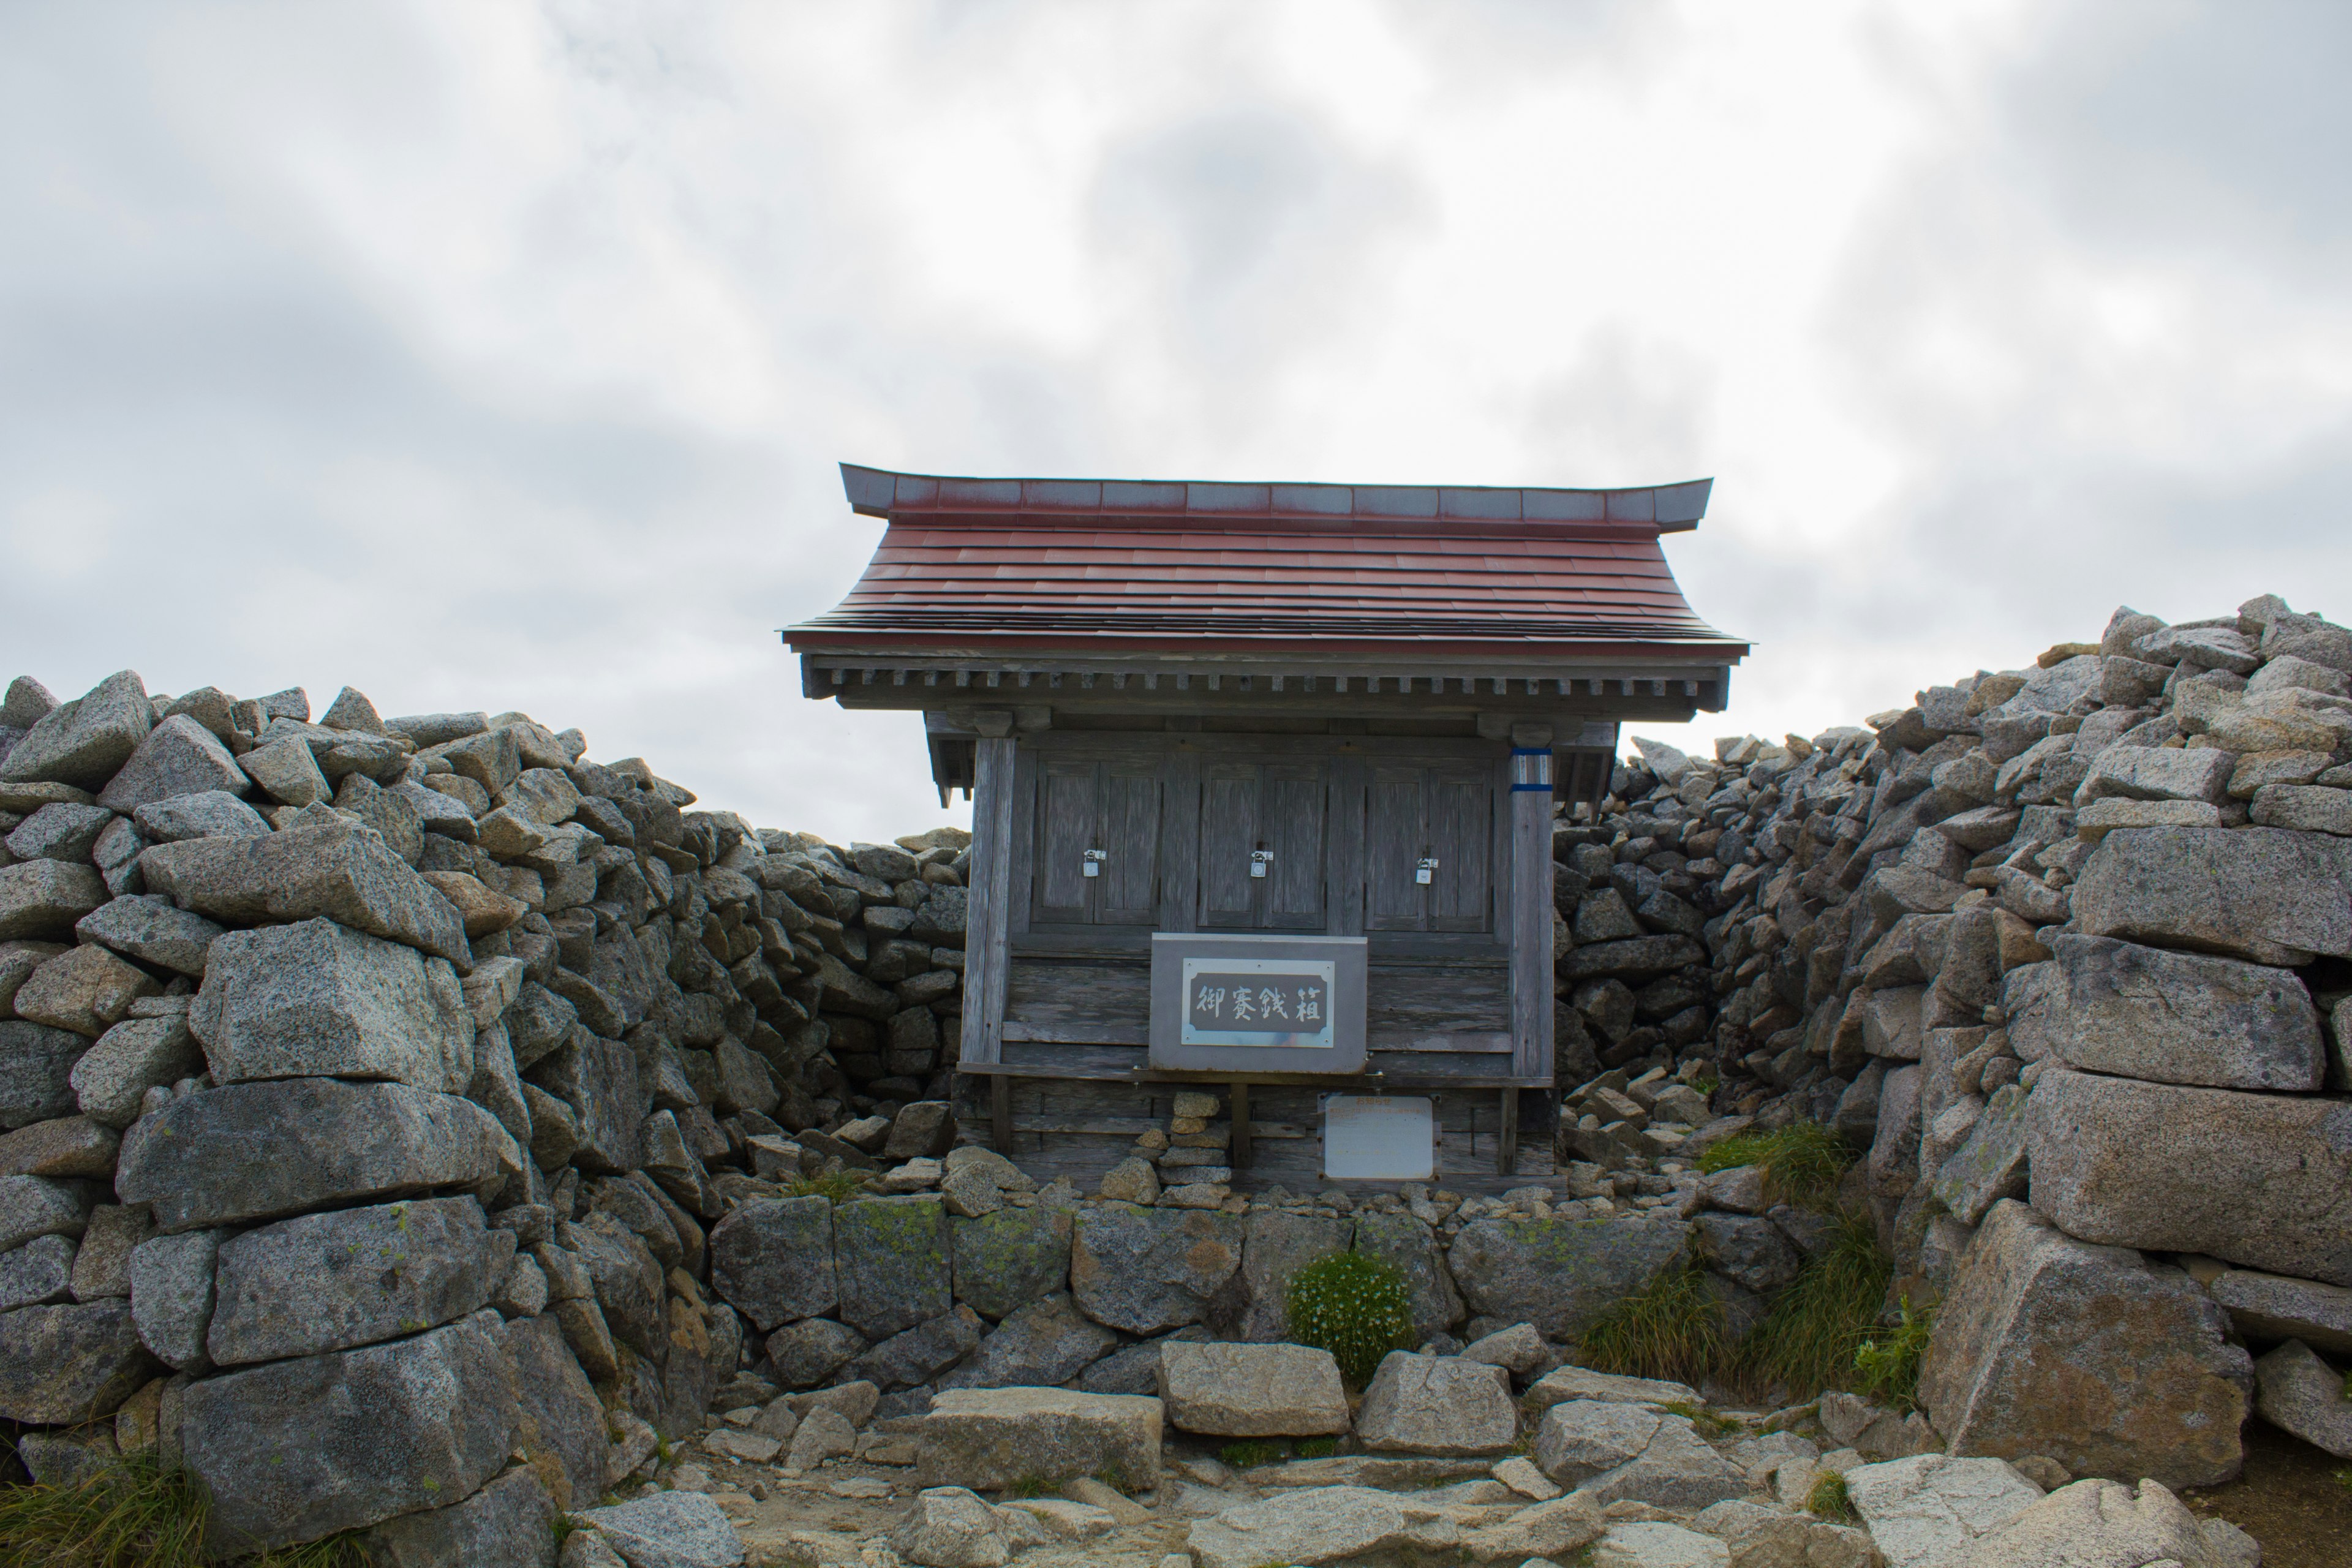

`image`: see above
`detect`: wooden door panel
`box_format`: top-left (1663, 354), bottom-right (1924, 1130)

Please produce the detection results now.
top-left (1429, 770), bottom-right (1492, 931)
top-left (1099, 768), bottom-right (1163, 925)
top-left (1197, 766), bottom-right (1259, 928)
top-left (1365, 766), bottom-right (1427, 932)
top-left (1264, 766), bottom-right (1327, 928)
top-left (1033, 761), bottom-right (1096, 923)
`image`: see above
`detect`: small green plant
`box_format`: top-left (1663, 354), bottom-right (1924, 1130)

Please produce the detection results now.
top-left (1284, 1250), bottom-right (1415, 1385)
top-left (1807, 1469), bottom-right (1856, 1522)
top-left (1855, 1298), bottom-right (1937, 1413)
top-left (1731, 1208), bottom-right (1894, 1400)
top-left (1686, 1071), bottom-right (1720, 1098)
top-left (1577, 1264), bottom-right (1730, 1386)
top-left (784, 1170), bottom-right (866, 1204)
top-left (1090, 1460), bottom-right (1139, 1493)
top-left (2342, 1369), bottom-right (2351, 1402)
top-left (1294, 1438), bottom-right (1338, 1460)
top-left (1001, 1474), bottom-right (1054, 1499)
top-left (1218, 1440), bottom-right (1285, 1470)
top-left (1660, 1400), bottom-right (1740, 1437)
top-left (1697, 1122), bottom-right (1853, 1210)
top-left (2335, 1464), bottom-right (2352, 1494)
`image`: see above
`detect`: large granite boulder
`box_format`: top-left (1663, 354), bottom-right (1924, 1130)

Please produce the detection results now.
top-left (916, 1387), bottom-right (1162, 1491)
top-left (1446, 1213), bottom-right (1691, 1340)
top-left (1069, 1207), bottom-right (1245, 1335)
top-left (707, 1197), bottom-right (835, 1332)
top-left (1919, 1200), bottom-right (2251, 1488)
top-left (834, 1195), bottom-right (951, 1341)
top-left (181, 1313), bottom-right (519, 1555)
top-left (0, 1298), bottom-right (157, 1422)
top-left (1156, 1341), bottom-right (1349, 1437)
top-left (1185, 1487), bottom-right (1461, 1568)
top-left (1349, 1210), bottom-right (1465, 1342)
top-left (96, 715), bottom-right (248, 813)
top-left (1354, 1351), bottom-right (1517, 1455)
top-left (139, 812), bottom-right (471, 968)
top-left (1842, 1453), bottom-right (2043, 1568)
top-left (192, 919), bottom-right (474, 1092)
top-left (1940, 1477), bottom-right (2219, 1568)
top-left (848, 1305), bottom-right (985, 1391)
top-left (523, 1032), bottom-right (642, 1174)
top-left (0, 1022), bottom-right (90, 1129)
top-left (2049, 933), bottom-right (2324, 1090)
top-left (2027, 1066), bottom-right (2352, 1285)
top-left (118, 1080), bottom-right (507, 1233)
top-left (208, 1196), bottom-right (501, 1365)
top-left (1212, 1209), bottom-right (1351, 1343)
top-left (0, 861), bottom-right (109, 942)
top-left (0, 670), bottom-right (152, 790)
top-left (2070, 824), bottom-right (2352, 966)
top-left (1532, 1400), bottom-right (1746, 1509)
top-left (949, 1206), bottom-right (1071, 1322)
top-left (2252, 1338), bottom-right (2352, 1458)
top-left (936, 1292), bottom-right (1116, 1391)
top-left (359, 1465), bottom-right (556, 1568)
top-left (70, 1014), bottom-right (203, 1128)
top-left (75, 894), bottom-right (225, 978)
top-left (500, 1312), bottom-right (611, 1512)
top-left (571, 1491), bottom-right (745, 1567)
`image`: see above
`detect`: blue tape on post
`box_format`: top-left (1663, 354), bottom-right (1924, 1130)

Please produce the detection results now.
top-left (1509, 747), bottom-right (1554, 791)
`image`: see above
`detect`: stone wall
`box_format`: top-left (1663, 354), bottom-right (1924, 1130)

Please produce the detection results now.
top-left (1549, 591), bottom-right (2352, 1488)
top-left (0, 589), bottom-right (2346, 1554)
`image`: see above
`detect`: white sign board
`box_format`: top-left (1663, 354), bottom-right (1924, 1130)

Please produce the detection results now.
top-left (1322, 1095), bottom-right (1435, 1182)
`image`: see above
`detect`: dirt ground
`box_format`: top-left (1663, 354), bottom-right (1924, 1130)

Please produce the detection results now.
top-left (2180, 1423), bottom-right (2352, 1568)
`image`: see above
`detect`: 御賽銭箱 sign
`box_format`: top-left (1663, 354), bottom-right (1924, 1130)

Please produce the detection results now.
top-left (1182, 959), bottom-right (1335, 1049)
top-left (1149, 935), bottom-right (1366, 1074)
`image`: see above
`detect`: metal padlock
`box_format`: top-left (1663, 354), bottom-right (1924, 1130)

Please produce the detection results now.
top-left (1415, 856), bottom-right (1438, 885)
top-left (1250, 848), bottom-right (1274, 880)
top-left (1083, 848), bottom-right (1106, 879)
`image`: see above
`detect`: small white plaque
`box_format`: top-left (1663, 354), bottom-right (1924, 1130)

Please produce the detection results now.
top-left (1322, 1095), bottom-right (1434, 1182)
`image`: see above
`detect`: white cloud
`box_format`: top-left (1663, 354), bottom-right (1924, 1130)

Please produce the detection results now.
top-left (1, 0), bottom-right (2343, 839)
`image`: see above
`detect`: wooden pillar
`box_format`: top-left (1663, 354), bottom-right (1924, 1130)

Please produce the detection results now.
top-left (1504, 726), bottom-right (1556, 1176)
top-left (960, 726), bottom-right (1018, 1074)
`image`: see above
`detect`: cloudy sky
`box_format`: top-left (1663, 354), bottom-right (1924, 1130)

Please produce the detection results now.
top-left (5, 2), bottom-right (2346, 841)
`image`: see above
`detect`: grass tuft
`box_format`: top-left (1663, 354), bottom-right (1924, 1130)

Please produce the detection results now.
top-left (1000, 1474), bottom-right (1054, 1500)
top-left (1730, 1208), bottom-right (1894, 1400)
top-left (1697, 1121), bottom-right (1853, 1210)
top-left (1853, 1297), bottom-right (1937, 1414)
top-left (1577, 1265), bottom-right (1732, 1387)
top-left (1659, 1400), bottom-right (1740, 1437)
top-left (1294, 1438), bottom-right (1338, 1460)
top-left (1284, 1251), bottom-right (1415, 1386)
top-left (783, 1170), bottom-right (868, 1204)
top-left (0, 1453), bottom-right (369, 1567)
top-left (1218, 1441), bottom-right (1285, 1470)
top-left (1807, 1468), bottom-right (1856, 1522)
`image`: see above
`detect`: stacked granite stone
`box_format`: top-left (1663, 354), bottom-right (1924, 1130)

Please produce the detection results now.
top-left (1094, 1090), bottom-right (1238, 1211)
top-left (0, 669), bottom-right (970, 1559)
top-left (1550, 592), bottom-right (2352, 1490)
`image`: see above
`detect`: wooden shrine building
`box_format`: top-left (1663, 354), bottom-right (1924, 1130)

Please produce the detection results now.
top-left (786, 464), bottom-right (1746, 1188)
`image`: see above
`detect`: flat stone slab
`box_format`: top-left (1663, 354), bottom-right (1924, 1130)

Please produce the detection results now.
top-left (2209, 1267), bottom-right (2352, 1358)
top-left (1156, 1340), bottom-right (1349, 1438)
top-left (1525, 1365), bottom-right (1705, 1412)
top-left (1354, 1351), bottom-right (1517, 1455)
top-left (192, 918), bottom-right (474, 1092)
top-left (138, 812), bottom-right (470, 969)
top-left (916, 1387), bottom-right (1162, 1493)
top-left (1534, 1400), bottom-right (1746, 1510)
top-left (2253, 1339), bottom-right (2352, 1458)
top-left (181, 1313), bottom-right (518, 1555)
top-left (2070, 824), bottom-right (2352, 966)
top-left (118, 1079), bottom-right (505, 1233)
top-left (1844, 1453), bottom-right (2045, 1568)
top-left (207, 1196), bottom-right (500, 1365)
top-left (1185, 1485), bottom-right (1460, 1568)
top-left (2027, 1066), bottom-right (2352, 1286)
top-left (2050, 933), bottom-right (2324, 1090)
top-left (573, 1490), bottom-right (746, 1567)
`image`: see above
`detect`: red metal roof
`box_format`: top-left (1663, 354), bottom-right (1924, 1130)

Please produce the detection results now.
top-left (788, 465), bottom-right (1747, 660)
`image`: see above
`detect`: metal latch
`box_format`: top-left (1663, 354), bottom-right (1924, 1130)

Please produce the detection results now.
top-left (1083, 849), bottom-right (1106, 878)
top-left (1415, 857), bottom-right (1438, 885)
top-left (1250, 848), bottom-right (1275, 880)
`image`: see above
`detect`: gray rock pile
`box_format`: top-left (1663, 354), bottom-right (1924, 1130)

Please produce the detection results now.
top-left (0, 670), bottom-right (969, 1559)
top-left (1547, 592), bottom-right (2352, 1499)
